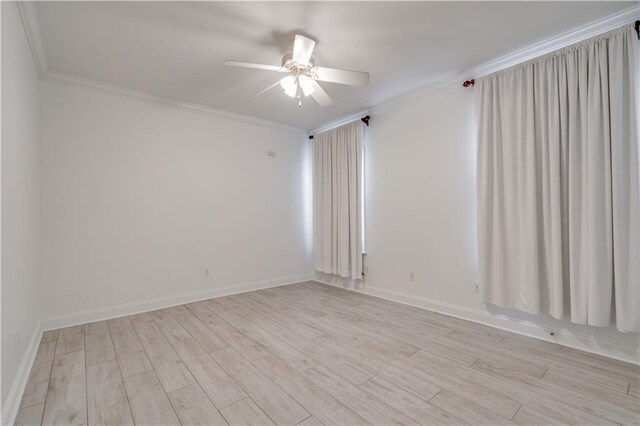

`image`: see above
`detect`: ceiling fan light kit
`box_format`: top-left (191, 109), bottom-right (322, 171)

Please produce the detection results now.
top-left (280, 75), bottom-right (299, 97)
top-left (225, 34), bottom-right (370, 108)
top-left (298, 75), bottom-right (316, 97)
top-left (279, 57), bottom-right (317, 103)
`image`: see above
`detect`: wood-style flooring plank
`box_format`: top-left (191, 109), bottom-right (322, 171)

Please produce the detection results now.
top-left (410, 349), bottom-right (615, 425)
top-left (328, 337), bottom-right (520, 419)
top-left (314, 335), bottom-right (456, 406)
top-left (165, 304), bottom-right (191, 317)
top-left (559, 346), bottom-right (638, 376)
top-left (150, 309), bottom-right (194, 345)
top-left (108, 317), bottom-right (153, 378)
top-left (258, 325), bottom-right (372, 385)
top-left (241, 292), bottom-right (327, 339)
top-left (170, 336), bottom-right (246, 409)
top-left (542, 369), bottom-right (639, 412)
top-left (496, 337), bottom-right (632, 394)
top-left (252, 355), bottom-right (368, 425)
top-left (84, 324), bottom-right (116, 367)
top-left (512, 406), bottom-right (568, 425)
top-left (317, 314), bottom-right (420, 356)
top-left (123, 370), bottom-right (180, 426)
top-left (358, 376), bottom-right (465, 425)
top-left (471, 358), bottom-right (548, 380)
top-left (211, 347), bottom-right (310, 425)
top-left (130, 318), bottom-right (196, 393)
top-left (296, 415), bottom-right (323, 426)
top-left (171, 310), bottom-right (228, 352)
top-left (41, 350), bottom-right (87, 426)
top-left (41, 330), bottom-right (59, 343)
top-left (629, 381), bottom-right (639, 399)
top-left (186, 302), bottom-right (271, 361)
top-left (220, 398), bottom-right (275, 426)
top-left (471, 363), bottom-right (638, 425)
top-left (54, 326), bottom-right (84, 356)
top-left (84, 321), bottom-right (109, 335)
top-left (19, 339), bottom-right (57, 409)
top-left (238, 322), bottom-right (317, 373)
top-left (14, 402), bottom-right (44, 426)
top-left (358, 322), bottom-right (478, 365)
top-left (429, 389), bottom-right (515, 425)
top-left (150, 305), bottom-right (246, 408)
top-left (86, 359), bottom-right (133, 425)
top-left (106, 317), bottom-right (131, 329)
top-left (167, 383), bottom-right (228, 425)
top-left (204, 298), bottom-right (252, 325)
top-left (302, 365), bottom-right (415, 425)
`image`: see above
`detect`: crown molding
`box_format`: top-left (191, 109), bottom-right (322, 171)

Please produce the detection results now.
top-left (468, 3), bottom-right (640, 78)
top-left (41, 70), bottom-right (306, 133)
top-left (312, 4), bottom-right (640, 134)
top-left (17, 3), bottom-right (305, 134)
top-left (17, 0), bottom-right (48, 78)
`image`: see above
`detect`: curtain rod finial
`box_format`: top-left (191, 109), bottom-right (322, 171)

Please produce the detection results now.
top-left (463, 79), bottom-right (475, 88)
top-left (361, 115), bottom-right (370, 126)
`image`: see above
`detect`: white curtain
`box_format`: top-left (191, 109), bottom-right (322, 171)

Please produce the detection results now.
top-left (314, 121), bottom-right (364, 279)
top-left (476, 24), bottom-right (639, 332)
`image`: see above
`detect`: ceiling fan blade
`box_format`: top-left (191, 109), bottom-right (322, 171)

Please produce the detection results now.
top-left (310, 80), bottom-right (333, 107)
top-left (252, 80), bottom-right (282, 98)
top-left (315, 66), bottom-right (370, 87)
top-left (292, 35), bottom-right (315, 67)
top-left (225, 60), bottom-right (285, 72)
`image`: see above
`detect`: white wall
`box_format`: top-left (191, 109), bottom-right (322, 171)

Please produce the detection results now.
top-left (39, 81), bottom-right (313, 321)
top-left (361, 84), bottom-right (639, 363)
top-left (1, 0), bottom-right (42, 410)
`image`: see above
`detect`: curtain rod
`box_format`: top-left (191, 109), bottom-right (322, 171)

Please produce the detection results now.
top-left (308, 115), bottom-right (370, 140)
top-left (464, 21), bottom-right (640, 88)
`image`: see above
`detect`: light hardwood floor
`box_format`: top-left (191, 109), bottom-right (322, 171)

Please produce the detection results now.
top-left (15, 281), bottom-right (640, 425)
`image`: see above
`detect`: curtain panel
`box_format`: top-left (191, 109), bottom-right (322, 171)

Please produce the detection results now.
top-left (476, 24), bottom-right (639, 332)
top-left (313, 121), bottom-right (364, 280)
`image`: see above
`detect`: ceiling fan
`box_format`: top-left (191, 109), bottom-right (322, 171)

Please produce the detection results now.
top-left (225, 34), bottom-right (370, 107)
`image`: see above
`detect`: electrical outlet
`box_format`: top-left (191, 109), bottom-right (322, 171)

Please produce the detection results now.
top-left (409, 272), bottom-right (415, 281)
top-left (204, 268), bottom-right (210, 278)
top-left (267, 150), bottom-right (276, 157)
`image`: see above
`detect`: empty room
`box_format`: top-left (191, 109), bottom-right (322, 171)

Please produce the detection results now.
top-left (2, 1), bottom-right (639, 425)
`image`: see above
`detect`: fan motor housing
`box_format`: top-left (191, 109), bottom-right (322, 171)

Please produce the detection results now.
top-left (282, 53), bottom-right (315, 70)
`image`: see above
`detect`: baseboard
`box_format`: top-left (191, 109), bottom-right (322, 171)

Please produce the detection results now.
top-left (2, 323), bottom-right (43, 426)
top-left (41, 273), bottom-right (314, 331)
top-left (316, 279), bottom-right (639, 365)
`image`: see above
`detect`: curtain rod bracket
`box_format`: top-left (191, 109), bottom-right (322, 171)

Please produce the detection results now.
top-left (635, 20), bottom-right (640, 40)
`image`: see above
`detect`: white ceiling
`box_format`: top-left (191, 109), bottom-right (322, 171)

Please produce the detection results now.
top-left (34, 1), bottom-right (635, 129)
